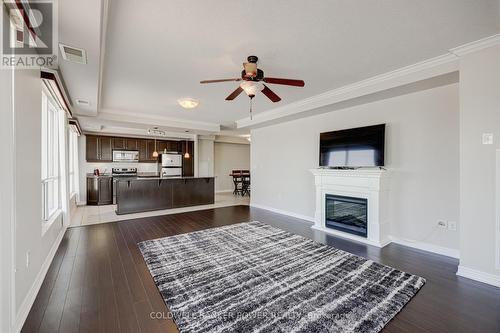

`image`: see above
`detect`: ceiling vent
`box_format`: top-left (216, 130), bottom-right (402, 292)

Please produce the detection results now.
top-left (75, 99), bottom-right (90, 107)
top-left (59, 43), bottom-right (87, 64)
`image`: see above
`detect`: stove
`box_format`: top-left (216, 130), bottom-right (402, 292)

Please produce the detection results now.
top-left (112, 167), bottom-right (138, 177)
top-left (112, 168), bottom-right (137, 204)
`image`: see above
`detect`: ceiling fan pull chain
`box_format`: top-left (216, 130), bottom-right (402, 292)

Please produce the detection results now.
top-left (249, 97), bottom-right (253, 120)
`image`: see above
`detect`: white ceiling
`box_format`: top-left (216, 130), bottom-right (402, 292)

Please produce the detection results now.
top-left (59, 0), bottom-right (500, 135)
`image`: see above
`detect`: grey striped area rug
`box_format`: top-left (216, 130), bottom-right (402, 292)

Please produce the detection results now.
top-left (138, 221), bottom-right (425, 333)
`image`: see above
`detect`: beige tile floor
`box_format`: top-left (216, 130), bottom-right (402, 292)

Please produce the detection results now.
top-left (69, 192), bottom-right (250, 227)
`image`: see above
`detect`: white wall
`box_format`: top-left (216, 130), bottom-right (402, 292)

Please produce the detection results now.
top-left (459, 44), bottom-right (500, 281)
top-left (214, 142), bottom-right (250, 192)
top-left (10, 68), bottom-right (67, 330)
top-left (251, 83), bottom-right (460, 252)
top-left (0, 54), bottom-right (15, 333)
top-left (198, 137), bottom-right (215, 177)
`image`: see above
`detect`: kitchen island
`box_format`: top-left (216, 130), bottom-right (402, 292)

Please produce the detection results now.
top-left (115, 176), bottom-right (214, 215)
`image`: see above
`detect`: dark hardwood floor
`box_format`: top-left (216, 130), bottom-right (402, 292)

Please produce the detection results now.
top-left (21, 205), bottom-right (500, 333)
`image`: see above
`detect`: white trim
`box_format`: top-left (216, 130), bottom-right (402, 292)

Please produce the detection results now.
top-left (14, 226), bottom-right (67, 333)
top-left (92, 109), bottom-right (221, 133)
top-left (250, 203), bottom-right (464, 257)
top-left (250, 203), bottom-right (315, 223)
top-left (456, 265), bottom-right (500, 288)
top-left (216, 190), bottom-right (233, 194)
top-left (496, 150), bottom-right (500, 270)
top-left (449, 34), bottom-right (500, 56)
top-left (76, 200), bottom-right (87, 206)
top-left (312, 225), bottom-right (391, 248)
top-left (390, 236), bottom-right (460, 259)
top-left (236, 53), bottom-right (458, 128)
top-left (41, 209), bottom-right (62, 236)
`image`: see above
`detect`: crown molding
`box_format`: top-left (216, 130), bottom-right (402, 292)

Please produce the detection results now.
top-left (236, 53), bottom-right (458, 128)
top-left (449, 34), bottom-right (500, 57)
top-left (94, 108), bottom-right (221, 133)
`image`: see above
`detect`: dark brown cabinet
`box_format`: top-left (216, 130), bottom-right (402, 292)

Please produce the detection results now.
top-left (86, 135), bottom-right (112, 162)
top-left (112, 137), bottom-right (126, 150)
top-left (157, 140), bottom-right (168, 154)
top-left (167, 141), bottom-right (180, 152)
top-left (113, 137), bottom-right (137, 150)
top-left (126, 138), bottom-right (138, 150)
top-left (86, 135), bottom-right (194, 163)
top-left (115, 177), bottom-right (214, 214)
top-left (182, 141), bottom-right (194, 176)
top-left (87, 176), bottom-right (113, 205)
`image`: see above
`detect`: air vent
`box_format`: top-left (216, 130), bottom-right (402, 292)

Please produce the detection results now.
top-left (59, 43), bottom-right (87, 64)
top-left (76, 99), bottom-right (90, 107)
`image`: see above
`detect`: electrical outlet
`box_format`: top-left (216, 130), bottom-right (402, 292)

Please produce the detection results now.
top-left (482, 133), bottom-right (493, 145)
top-left (447, 221), bottom-right (457, 231)
top-left (437, 220), bottom-right (447, 229)
top-left (26, 251), bottom-right (30, 268)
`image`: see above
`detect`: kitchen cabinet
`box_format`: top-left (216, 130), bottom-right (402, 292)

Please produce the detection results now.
top-left (86, 135), bottom-right (113, 162)
top-left (182, 141), bottom-right (194, 176)
top-left (113, 137), bottom-right (126, 149)
top-left (87, 176), bottom-right (113, 205)
top-left (138, 139), bottom-right (148, 161)
top-left (157, 140), bottom-right (168, 154)
top-left (167, 140), bottom-right (180, 153)
top-left (86, 135), bottom-right (194, 163)
top-left (113, 137), bottom-right (137, 150)
top-left (100, 136), bottom-right (113, 161)
top-left (126, 138), bottom-right (138, 150)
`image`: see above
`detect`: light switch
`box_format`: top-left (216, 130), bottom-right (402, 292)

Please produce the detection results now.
top-left (482, 133), bottom-right (493, 145)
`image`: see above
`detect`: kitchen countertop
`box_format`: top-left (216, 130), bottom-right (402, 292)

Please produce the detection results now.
top-left (86, 173), bottom-right (113, 178)
top-left (114, 176), bottom-right (214, 181)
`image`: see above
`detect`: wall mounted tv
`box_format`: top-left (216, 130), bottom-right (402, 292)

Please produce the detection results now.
top-left (319, 124), bottom-right (385, 168)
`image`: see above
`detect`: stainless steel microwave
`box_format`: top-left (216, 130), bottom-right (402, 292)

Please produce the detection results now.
top-left (112, 150), bottom-right (139, 162)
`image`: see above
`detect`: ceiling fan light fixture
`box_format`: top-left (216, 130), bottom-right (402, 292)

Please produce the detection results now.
top-left (177, 98), bottom-right (199, 109)
top-left (240, 81), bottom-right (263, 97)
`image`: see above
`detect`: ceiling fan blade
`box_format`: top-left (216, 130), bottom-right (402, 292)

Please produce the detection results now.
top-left (200, 78), bottom-right (241, 84)
top-left (263, 77), bottom-right (305, 87)
top-left (261, 84), bottom-right (281, 102)
top-left (225, 86), bottom-right (244, 100)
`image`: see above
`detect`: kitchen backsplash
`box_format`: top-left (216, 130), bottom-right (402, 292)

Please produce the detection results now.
top-left (84, 162), bottom-right (159, 175)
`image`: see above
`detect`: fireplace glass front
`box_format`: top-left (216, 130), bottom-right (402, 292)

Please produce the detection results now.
top-left (325, 194), bottom-right (367, 237)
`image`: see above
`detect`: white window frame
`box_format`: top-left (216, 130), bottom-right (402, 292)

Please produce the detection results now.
top-left (68, 128), bottom-right (79, 198)
top-left (41, 88), bottom-right (62, 222)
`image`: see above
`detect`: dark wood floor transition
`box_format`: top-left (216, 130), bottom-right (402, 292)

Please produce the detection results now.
top-left (22, 205), bottom-right (500, 333)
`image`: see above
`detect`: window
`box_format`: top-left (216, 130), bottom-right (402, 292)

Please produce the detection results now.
top-left (68, 128), bottom-right (79, 196)
top-left (41, 90), bottom-right (62, 221)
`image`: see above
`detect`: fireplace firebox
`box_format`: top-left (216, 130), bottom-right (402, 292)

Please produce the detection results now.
top-left (325, 194), bottom-right (367, 237)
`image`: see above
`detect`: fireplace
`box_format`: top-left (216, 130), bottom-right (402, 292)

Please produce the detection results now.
top-left (311, 168), bottom-right (390, 247)
top-left (325, 194), bottom-right (368, 237)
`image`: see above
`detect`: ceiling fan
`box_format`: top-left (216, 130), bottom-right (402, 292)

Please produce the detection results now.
top-left (200, 55), bottom-right (305, 119)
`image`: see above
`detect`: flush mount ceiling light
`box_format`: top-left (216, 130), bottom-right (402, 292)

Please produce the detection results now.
top-left (177, 98), bottom-right (199, 109)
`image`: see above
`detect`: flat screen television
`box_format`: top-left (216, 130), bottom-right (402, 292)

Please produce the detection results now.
top-left (319, 124), bottom-right (385, 167)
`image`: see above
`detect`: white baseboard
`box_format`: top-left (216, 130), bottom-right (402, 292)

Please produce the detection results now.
top-left (249, 204), bottom-right (462, 259)
top-left (390, 236), bottom-right (460, 259)
top-left (457, 265), bottom-right (500, 288)
top-left (215, 190), bottom-right (233, 194)
top-left (250, 203), bottom-right (315, 223)
top-left (14, 226), bottom-right (67, 333)
top-left (76, 201), bottom-right (86, 206)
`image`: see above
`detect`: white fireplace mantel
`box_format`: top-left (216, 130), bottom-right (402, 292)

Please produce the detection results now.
top-left (310, 168), bottom-right (391, 247)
